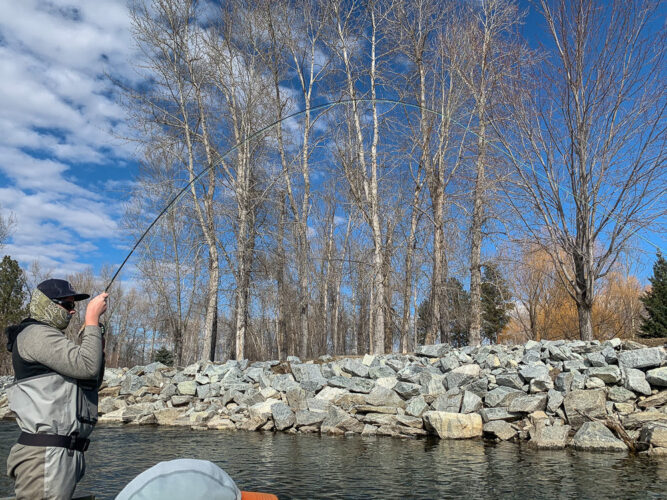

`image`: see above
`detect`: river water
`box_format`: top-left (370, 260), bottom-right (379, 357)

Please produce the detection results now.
top-left (0, 422), bottom-right (665, 499)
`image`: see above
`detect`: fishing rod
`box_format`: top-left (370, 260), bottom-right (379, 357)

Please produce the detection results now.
top-left (105, 97), bottom-right (664, 291)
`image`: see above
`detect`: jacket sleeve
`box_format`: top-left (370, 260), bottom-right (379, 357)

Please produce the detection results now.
top-left (17, 325), bottom-right (103, 380)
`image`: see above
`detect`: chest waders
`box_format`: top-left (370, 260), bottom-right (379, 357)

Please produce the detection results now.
top-left (6, 320), bottom-right (100, 499)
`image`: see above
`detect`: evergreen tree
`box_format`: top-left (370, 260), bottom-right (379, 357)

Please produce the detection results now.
top-left (416, 299), bottom-right (431, 346)
top-left (416, 280), bottom-right (471, 347)
top-left (444, 278), bottom-right (470, 347)
top-left (0, 255), bottom-right (28, 374)
top-left (639, 252), bottom-right (667, 338)
top-left (153, 346), bottom-right (175, 366)
top-left (0, 255), bottom-right (28, 331)
top-left (481, 263), bottom-right (512, 343)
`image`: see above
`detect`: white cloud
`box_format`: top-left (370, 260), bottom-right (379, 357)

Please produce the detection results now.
top-left (0, 0), bottom-right (140, 275)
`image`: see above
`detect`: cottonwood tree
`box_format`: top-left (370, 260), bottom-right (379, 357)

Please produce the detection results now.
top-left (327, 0), bottom-right (390, 354)
top-left (203, 2), bottom-right (274, 360)
top-left (499, 0), bottom-right (666, 341)
top-left (128, 0), bottom-right (221, 360)
top-left (258, 0), bottom-right (333, 358)
top-left (455, 0), bottom-right (528, 346)
top-left (388, 0), bottom-right (465, 347)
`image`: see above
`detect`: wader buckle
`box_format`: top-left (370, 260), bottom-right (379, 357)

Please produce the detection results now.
top-left (68, 433), bottom-right (89, 452)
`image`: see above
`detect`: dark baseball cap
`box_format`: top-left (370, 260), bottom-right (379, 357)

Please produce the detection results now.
top-left (37, 279), bottom-right (90, 302)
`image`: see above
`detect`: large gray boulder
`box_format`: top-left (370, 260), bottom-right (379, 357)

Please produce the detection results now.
top-left (522, 350), bottom-right (542, 365)
top-left (546, 389), bottom-right (564, 413)
top-left (271, 374), bottom-right (300, 393)
top-left (432, 393), bottom-right (462, 413)
top-left (646, 367), bottom-right (667, 387)
top-left (555, 372), bottom-right (574, 392)
top-left (508, 394), bottom-right (547, 413)
top-left (563, 389), bottom-right (606, 428)
top-left (322, 406), bottom-right (364, 434)
top-left (144, 362), bottom-right (168, 374)
top-left (423, 411), bottom-right (483, 439)
top-left (393, 382), bottom-right (422, 399)
top-left (460, 391), bottom-right (483, 414)
top-left (159, 383), bottom-right (177, 399)
top-left (245, 367), bottom-right (265, 383)
top-left (607, 386), bottom-right (636, 403)
top-left (196, 384), bottom-right (211, 399)
top-left (530, 422), bottom-right (570, 449)
top-left (369, 366), bottom-right (396, 379)
top-left (572, 421), bottom-right (627, 452)
top-left (585, 352), bottom-right (607, 367)
top-left (622, 410), bottom-right (667, 430)
top-left (315, 386), bottom-right (346, 402)
top-left (483, 420), bottom-right (517, 441)
top-left (249, 400), bottom-right (277, 420)
top-left (295, 410), bottom-right (327, 427)
top-left (478, 407), bottom-right (522, 423)
top-left (529, 375), bottom-right (554, 393)
top-left (271, 403), bottom-right (295, 431)
top-left (587, 366), bottom-right (621, 384)
top-left (120, 374), bottom-right (144, 395)
top-left (461, 377), bottom-right (489, 398)
top-left (495, 373), bottom-right (523, 390)
top-left (563, 360), bottom-right (587, 372)
top-left (340, 359), bottom-right (370, 378)
top-left (420, 372), bottom-right (446, 395)
top-left (397, 364), bottom-right (427, 384)
top-left (622, 368), bottom-right (652, 396)
top-left (177, 381), bottom-right (197, 396)
top-left (485, 386), bottom-right (524, 408)
top-left (639, 423), bottom-right (667, 448)
top-left (439, 355), bottom-right (460, 373)
top-left (519, 364), bottom-right (549, 382)
top-left (415, 344), bottom-right (450, 358)
top-left (405, 395), bottom-right (428, 417)
top-left (328, 376), bottom-right (375, 394)
top-left (617, 347), bottom-right (665, 370)
top-left (365, 386), bottom-right (406, 408)
top-left (444, 364), bottom-right (481, 390)
top-left (291, 363), bottom-right (326, 384)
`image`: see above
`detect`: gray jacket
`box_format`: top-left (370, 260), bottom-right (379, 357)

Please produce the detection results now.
top-left (7, 320), bottom-right (103, 439)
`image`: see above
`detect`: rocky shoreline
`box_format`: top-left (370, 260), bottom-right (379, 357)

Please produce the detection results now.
top-left (1, 339), bottom-right (666, 455)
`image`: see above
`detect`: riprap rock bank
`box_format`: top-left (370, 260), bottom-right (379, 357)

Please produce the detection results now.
top-left (1, 339), bottom-right (665, 455)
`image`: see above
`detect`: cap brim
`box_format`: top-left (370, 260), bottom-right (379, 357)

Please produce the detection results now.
top-left (72, 293), bottom-right (90, 301)
top-left (241, 492), bottom-right (279, 500)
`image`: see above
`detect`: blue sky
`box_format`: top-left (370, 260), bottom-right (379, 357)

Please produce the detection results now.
top-left (0, 0), bottom-right (663, 285)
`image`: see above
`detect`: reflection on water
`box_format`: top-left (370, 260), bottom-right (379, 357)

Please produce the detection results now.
top-left (0, 422), bottom-right (666, 499)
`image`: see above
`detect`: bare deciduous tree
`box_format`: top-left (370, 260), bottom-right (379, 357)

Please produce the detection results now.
top-left (0, 204), bottom-right (14, 249)
top-left (455, 0), bottom-right (527, 346)
top-left (499, 0), bottom-right (666, 341)
top-left (129, 0), bottom-right (221, 360)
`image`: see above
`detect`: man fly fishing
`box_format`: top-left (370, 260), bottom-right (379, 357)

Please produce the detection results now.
top-left (5, 279), bottom-right (107, 499)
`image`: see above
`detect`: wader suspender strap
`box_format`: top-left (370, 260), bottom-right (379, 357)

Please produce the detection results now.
top-left (18, 432), bottom-right (90, 452)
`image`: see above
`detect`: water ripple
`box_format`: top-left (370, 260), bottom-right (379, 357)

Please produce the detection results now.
top-left (0, 423), bottom-right (665, 499)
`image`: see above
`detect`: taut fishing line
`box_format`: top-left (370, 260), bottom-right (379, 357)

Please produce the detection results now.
top-left (105, 97), bottom-right (663, 292)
